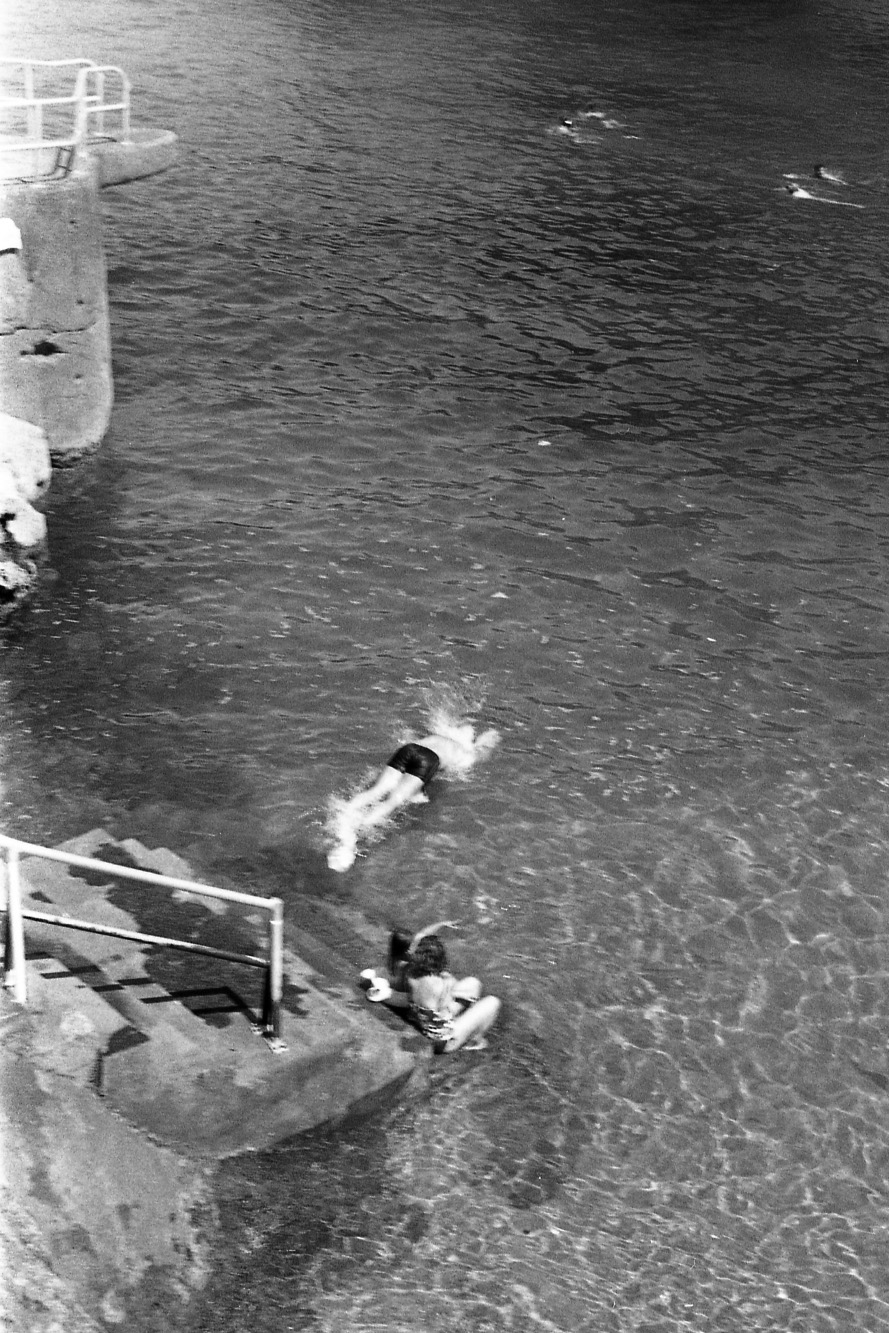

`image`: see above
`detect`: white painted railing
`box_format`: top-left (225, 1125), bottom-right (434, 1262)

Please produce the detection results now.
top-left (0, 59), bottom-right (132, 181)
top-left (0, 834), bottom-right (285, 1046)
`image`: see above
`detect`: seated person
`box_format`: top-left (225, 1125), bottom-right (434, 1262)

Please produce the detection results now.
top-left (363, 932), bottom-right (501, 1053)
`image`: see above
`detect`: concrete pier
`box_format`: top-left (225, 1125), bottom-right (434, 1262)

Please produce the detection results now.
top-left (0, 58), bottom-right (178, 617)
top-left (5, 829), bottom-right (422, 1153)
top-left (0, 61), bottom-right (178, 461)
top-left (1, 831), bottom-right (425, 1328)
top-left (0, 158), bottom-right (113, 460)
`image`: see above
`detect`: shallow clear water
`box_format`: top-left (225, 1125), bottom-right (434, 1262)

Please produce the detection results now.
top-left (5, 0), bottom-right (889, 1328)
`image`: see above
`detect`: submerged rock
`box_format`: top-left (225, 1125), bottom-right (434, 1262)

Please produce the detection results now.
top-left (0, 411), bottom-right (50, 620)
top-left (0, 410), bottom-right (52, 500)
top-left (0, 554), bottom-right (37, 608)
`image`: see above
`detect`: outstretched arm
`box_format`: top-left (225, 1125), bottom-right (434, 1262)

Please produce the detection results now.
top-left (410, 920), bottom-right (459, 949)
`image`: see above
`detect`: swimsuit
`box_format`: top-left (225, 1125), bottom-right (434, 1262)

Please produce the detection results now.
top-left (408, 972), bottom-right (472, 1051)
top-left (386, 742), bottom-right (440, 787)
top-left (411, 1005), bottom-right (454, 1052)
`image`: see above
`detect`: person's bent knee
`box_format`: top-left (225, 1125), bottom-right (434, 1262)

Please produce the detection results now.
top-left (443, 995), bottom-right (501, 1051)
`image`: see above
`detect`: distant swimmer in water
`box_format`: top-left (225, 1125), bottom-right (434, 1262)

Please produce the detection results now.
top-left (556, 118), bottom-right (580, 139)
top-left (581, 109), bottom-right (626, 130)
top-left (553, 109), bottom-right (628, 140)
top-left (782, 180), bottom-right (864, 208)
top-left (326, 722), bottom-right (499, 871)
top-left (783, 181), bottom-right (817, 199)
top-left (814, 164), bottom-right (848, 185)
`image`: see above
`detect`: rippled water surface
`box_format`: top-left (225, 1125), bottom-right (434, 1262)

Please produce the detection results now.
top-left (6, 0), bottom-right (889, 1328)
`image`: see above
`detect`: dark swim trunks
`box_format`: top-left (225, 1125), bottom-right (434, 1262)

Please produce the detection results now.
top-left (386, 742), bottom-right (440, 787)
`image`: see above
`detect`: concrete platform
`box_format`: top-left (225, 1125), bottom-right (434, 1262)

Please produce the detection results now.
top-left (90, 127), bottom-right (178, 187)
top-left (1, 830), bottom-right (430, 1329)
top-left (1, 987), bottom-right (216, 1330)
top-left (11, 830), bottom-right (424, 1157)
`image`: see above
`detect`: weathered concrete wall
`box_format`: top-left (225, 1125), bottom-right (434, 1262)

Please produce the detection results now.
top-left (0, 158), bottom-right (113, 463)
top-left (0, 830), bottom-right (425, 1329)
top-left (1, 991), bottom-right (216, 1333)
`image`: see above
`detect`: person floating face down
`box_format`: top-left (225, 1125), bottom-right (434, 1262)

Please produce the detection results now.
top-left (364, 925), bottom-right (501, 1053)
top-left (327, 725), bottom-right (498, 872)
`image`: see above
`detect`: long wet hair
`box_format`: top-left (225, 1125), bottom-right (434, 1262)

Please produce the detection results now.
top-left (406, 935), bottom-right (448, 979)
top-left (388, 928), bottom-right (414, 977)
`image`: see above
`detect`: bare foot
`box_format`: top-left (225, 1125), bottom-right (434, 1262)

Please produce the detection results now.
top-left (327, 842), bottom-right (357, 872)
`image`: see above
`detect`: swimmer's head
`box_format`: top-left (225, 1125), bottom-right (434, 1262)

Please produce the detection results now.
top-left (407, 935), bottom-right (448, 977)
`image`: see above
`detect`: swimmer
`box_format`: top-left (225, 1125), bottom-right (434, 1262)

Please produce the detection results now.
top-left (363, 932), bottom-right (501, 1052)
top-left (326, 723), bottom-right (499, 871)
top-left (581, 109), bottom-right (625, 129)
top-left (556, 118), bottom-right (579, 139)
top-left (814, 164), bottom-right (848, 185)
top-left (782, 181), bottom-right (864, 208)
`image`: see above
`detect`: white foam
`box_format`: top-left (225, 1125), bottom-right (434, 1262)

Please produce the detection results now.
top-left (421, 703), bottom-right (500, 776)
top-left (327, 842), bottom-right (357, 872)
top-left (324, 692), bottom-right (500, 864)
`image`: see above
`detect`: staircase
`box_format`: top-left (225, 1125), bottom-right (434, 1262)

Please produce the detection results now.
top-left (5, 831), bottom-right (423, 1158)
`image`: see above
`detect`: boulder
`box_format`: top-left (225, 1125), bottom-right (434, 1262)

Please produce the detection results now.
top-left (0, 411), bottom-right (52, 501)
top-left (0, 556), bottom-right (37, 607)
top-left (0, 413), bottom-right (50, 618)
top-left (0, 478), bottom-right (47, 549)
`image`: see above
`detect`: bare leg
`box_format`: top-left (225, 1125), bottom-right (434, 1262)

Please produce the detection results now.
top-left (343, 765), bottom-right (404, 814)
top-left (328, 770), bottom-right (427, 870)
top-left (443, 995), bottom-right (501, 1052)
top-left (451, 976), bottom-right (483, 1005)
top-left (358, 773), bottom-right (425, 830)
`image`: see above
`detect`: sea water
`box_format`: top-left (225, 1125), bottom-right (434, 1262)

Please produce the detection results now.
top-left (4, 0), bottom-right (889, 1328)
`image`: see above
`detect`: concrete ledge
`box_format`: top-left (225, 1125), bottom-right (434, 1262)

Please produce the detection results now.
top-left (0, 160), bottom-right (113, 461)
top-left (1, 999), bottom-right (216, 1331)
top-left (91, 127), bottom-right (178, 187)
top-left (0, 830), bottom-right (428, 1328)
top-left (13, 830), bottom-right (424, 1156)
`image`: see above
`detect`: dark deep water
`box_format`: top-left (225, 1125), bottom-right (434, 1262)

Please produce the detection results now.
top-left (5, 0), bottom-right (889, 1328)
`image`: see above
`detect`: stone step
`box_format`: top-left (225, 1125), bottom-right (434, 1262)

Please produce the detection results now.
top-left (19, 830), bottom-right (273, 1048)
top-left (18, 954), bottom-right (137, 1086)
top-left (8, 830), bottom-right (424, 1155)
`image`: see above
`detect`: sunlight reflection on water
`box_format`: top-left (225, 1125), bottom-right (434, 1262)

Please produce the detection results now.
top-left (5, 0), bottom-right (889, 1326)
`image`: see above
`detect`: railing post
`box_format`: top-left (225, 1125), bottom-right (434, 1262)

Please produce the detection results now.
top-left (96, 69), bottom-right (105, 137)
top-left (24, 62), bottom-right (37, 142)
top-left (72, 66), bottom-right (88, 166)
top-left (262, 898), bottom-right (284, 1042)
top-left (121, 71), bottom-right (131, 140)
top-left (2, 846), bottom-right (28, 1005)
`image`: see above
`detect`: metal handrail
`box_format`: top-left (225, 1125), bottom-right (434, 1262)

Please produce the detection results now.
top-left (0, 834), bottom-right (285, 1045)
top-left (82, 65), bottom-right (131, 141)
top-left (0, 59), bottom-right (132, 181)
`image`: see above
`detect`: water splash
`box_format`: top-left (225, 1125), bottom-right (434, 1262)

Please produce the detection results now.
top-left (324, 683), bottom-right (500, 867)
top-left (417, 680), bottom-right (500, 777)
